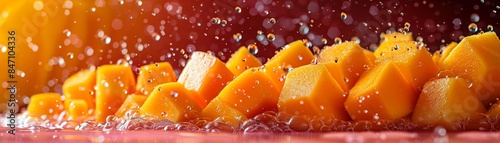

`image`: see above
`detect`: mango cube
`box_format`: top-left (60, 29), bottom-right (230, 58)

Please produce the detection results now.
top-left (136, 62), bottom-right (177, 95)
top-left (225, 47), bottom-right (263, 76)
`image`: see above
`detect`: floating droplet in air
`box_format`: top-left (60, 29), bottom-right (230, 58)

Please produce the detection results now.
top-left (267, 33), bottom-right (275, 41)
top-left (468, 23), bottom-right (478, 33)
top-left (233, 33), bottom-right (242, 42)
top-left (248, 44), bottom-right (258, 55)
top-left (341, 12), bottom-right (347, 20)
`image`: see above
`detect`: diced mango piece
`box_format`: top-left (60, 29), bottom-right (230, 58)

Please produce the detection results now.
top-left (438, 32), bottom-right (500, 106)
top-left (201, 98), bottom-right (248, 121)
top-left (278, 65), bottom-right (350, 120)
top-left (487, 101), bottom-right (500, 117)
top-left (412, 78), bottom-right (487, 130)
top-left (375, 41), bottom-right (438, 91)
top-left (136, 62), bottom-right (177, 95)
top-left (62, 69), bottom-right (96, 112)
top-left (345, 61), bottom-right (416, 121)
top-left (115, 94), bottom-right (147, 118)
top-left (225, 47), bottom-right (263, 76)
top-left (140, 82), bottom-right (202, 122)
top-left (217, 68), bottom-right (281, 118)
top-left (363, 49), bottom-right (376, 64)
top-left (264, 40), bottom-right (315, 90)
top-left (178, 52), bottom-right (234, 107)
top-left (432, 51), bottom-right (440, 66)
top-left (95, 65), bottom-right (136, 122)
top-left (318, 42), bottom-right (373, 91)
top-left (67, 99), bottom-right (89, 120)
top-left (27, 93), bottom-right (64, 117)
top-left (438, 42), bottom-right (458, 65)
top-left (375, 32), bottom-right (414, 57)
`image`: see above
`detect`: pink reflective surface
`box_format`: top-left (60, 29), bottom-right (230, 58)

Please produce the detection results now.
top-left (1, 127), bottom-right (499, 143)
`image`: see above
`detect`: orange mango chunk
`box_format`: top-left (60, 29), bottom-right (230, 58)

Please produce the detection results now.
top-left (178, 51), bottom-right (234, 107)
top-left (27, 93), bottom-right (64, 117)
top-left (438, 42), bottom-right (458, 65)
top-left (225, 47), bottom-right (263, 76)
top-left (140, 82), bottom-right (202, 122)
top-left (318, 42), bottom-right (373, 91)
top-left (67, 99), bottom-right (89, 121)
top-left (201, 98), bottom-right (248, 122)
top-left (438, 32), bottom-right (500, 106)
top-left (136, 62), bottom-right (177, 95)
top-left (375, 32), bottom-right (414, 57)
top-left (95, 65), bottom-right (136, 122)
top-left (217, 68), bottom-right (281, 118)
top-left (375, 41), bottom-right (438, 91)
top-left (115, 94), bottom-right (147, 118)
top-left (363, 49), bottom-right (376, 64)
top-left (345, 61), bottom-right (416, 121)
top-left (412, 78), bottom-right (486, 130)
top-left (278, 65), bottom-right (349, 120)
top-left (62, 69), bottom-right (96, 112)
top-left (487, 101), bottom-right (500, 117)
top-left (264, 40), bottom-right (315, 90)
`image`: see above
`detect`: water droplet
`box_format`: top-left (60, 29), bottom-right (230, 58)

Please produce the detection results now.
top-left (136, 0), bottom-right (142, 6)
top-left (235, 6), bottom-right (242, 13)
top-left (269, 18), bottom-right (276, 24)
top-left (470, 13), bottom-right (480, 22)
top-left (312, 46), bottom-right (321, 55)
top-left (233, 33), bottom-right (242, 42)
top-left (341, 12), bottom-right (347, 20)
top-left (267, 33), bottom-right (275, 41)
top-left (171, 91), bottom-right (178, 98)
top-left (152, 33), bottom-right (161, 41)
top-left (221, 20), bottom-right (227, 26)
top-left (67, 53), bottom-right (74, 59)
top-left (416, 36), bottom-right (424, 42)
top-left (487, 25), bottom-right (494, 32)
top-left (334, 37), bottom-right (342, 44)
top-left (373, 114), bottom-right (380, 120)
top-left (211, 17), bottom-right (221, 24)
top-left (404, 22), bottom-right (411, 32)
top-left (248, 44), bottom-right (258, 55)
top-left (103, 36), bottom-right (111, 44)
top-left (351, 37), bottom-right (360, 44)
top-left (468, 23), bottom-right (478, 33)
top-left (321, 38), bottom-right (328, 45)
top-left (434, 126), bottom-right (447, 136)
top-left (299, 24), bottom-right (309, 35)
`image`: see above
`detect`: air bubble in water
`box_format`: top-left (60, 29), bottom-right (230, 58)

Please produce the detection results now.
top-left (267, 33), bottom-right (275, 41)
top-left (248, 44), bottom-right (258, 55)
top-left (341, 12), bottom-right (347, 20)
top-left (233, 33), bottom-right (242, 42)
top-left (468, 23), bottom-right (478, 33)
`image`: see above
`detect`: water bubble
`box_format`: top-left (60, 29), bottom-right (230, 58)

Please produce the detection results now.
top-left (434, 126), bottom-right (447, 136)
top-left (487, 25), bottom-right (494, 32)
top-left (152, 33), bottom-right (161, 41)
top-left (67, 53), bottom-right (74, 59)
top-left (267, 33), bottom-right (275, 41)
top-left (416, 36), bottom-right (424, 42)
top-left (468, 23), bottom-right (478, 33)
top-left (299, 24), bottom-right (309, 35)
top-left (103, 36), bottom-right (111, 44)
top-left (235, 6), bottom-right (242, 13)
top-left (341, 12), bottom-right (347, 20)
top-left (404, 22), bottom-right (411, 32)
top-left (211, 17), bottom-right (221, 24)
top-left (221, 20), bottom-right (227, 26)
top-left (351, 37), bottom-right (360, 44)
top-left (248, 44), bottom-right (258, 55)
top-left (321, 38), bottom-right (328, 45)
top-left (171, 91), bottom-right (178, 98)
top-left (334, 37), bottom-right (342, 44)
top-left (470, 13), bottom-right (480, 22)
top-left (269, 18), bottom-right (276, 24)
top-left (233, 33), bottom-right (242, 42)
top-left (312, 46), bottom-right (321, 55)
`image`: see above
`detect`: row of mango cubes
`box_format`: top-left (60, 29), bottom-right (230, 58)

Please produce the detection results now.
top-left (27, 32), bottom-right (500, 130)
